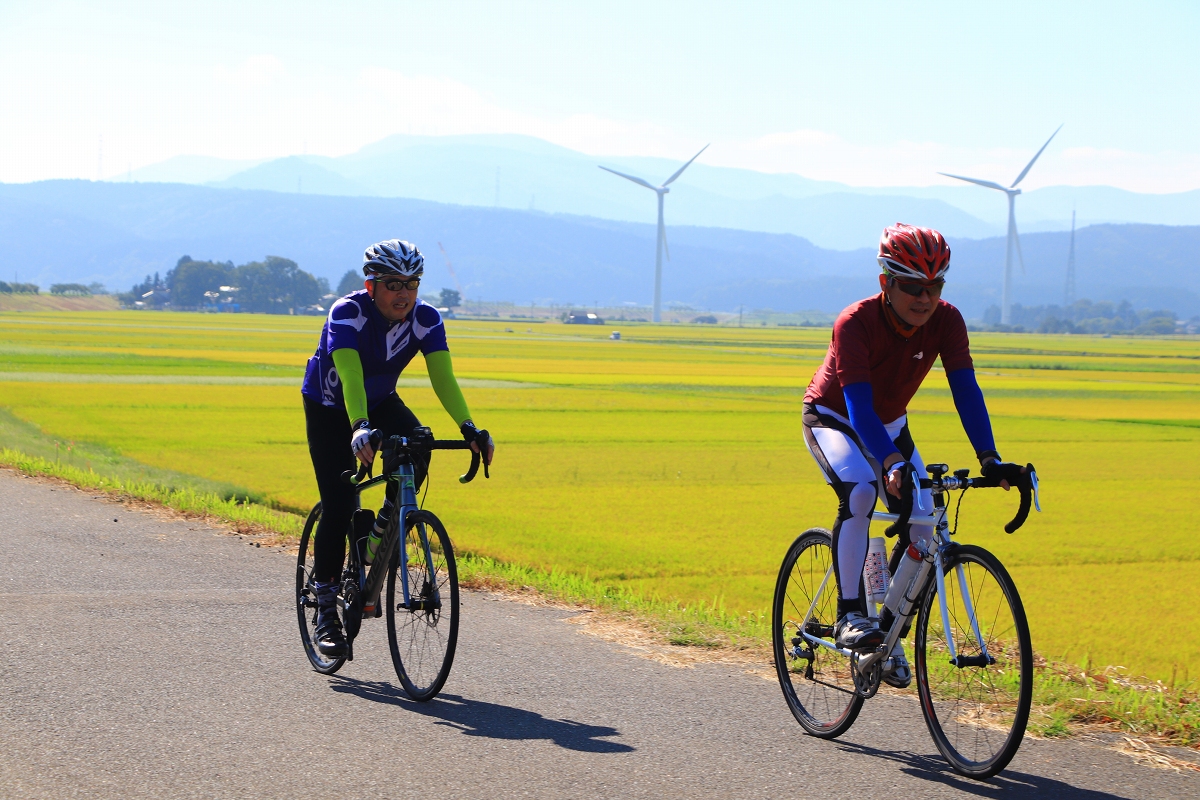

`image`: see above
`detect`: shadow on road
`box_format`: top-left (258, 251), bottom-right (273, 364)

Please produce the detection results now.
top-left (329, 676), bottom-right (635, 754)
top-left (833, 739), bottom-right (1137, 799)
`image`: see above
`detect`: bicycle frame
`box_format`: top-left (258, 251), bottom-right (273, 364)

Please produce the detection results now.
top-left (350, 458), bottom-right (437, 614)
top-left (795, 480), bottom-right (992, 677)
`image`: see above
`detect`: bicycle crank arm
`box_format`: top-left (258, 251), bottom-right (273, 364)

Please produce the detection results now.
top-left (854, 649), bottom-right (888, 674)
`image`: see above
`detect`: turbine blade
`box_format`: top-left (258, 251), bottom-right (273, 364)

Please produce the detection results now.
top-left (662, 143), bottom-right (710, 187)
top-left (598, 165), bottom-right (656, 190)
top-left (939, 172), bottom-right (1008, 192)
top-left (1011, 124), bottom-right (1063, 188)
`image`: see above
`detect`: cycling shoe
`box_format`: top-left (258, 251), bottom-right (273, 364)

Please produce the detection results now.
top-left (835, 611), bottom-right (884, 651)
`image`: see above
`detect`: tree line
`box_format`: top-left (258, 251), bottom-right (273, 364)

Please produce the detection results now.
top-left (0, 281), bottom-right (41, 294)
top-left (982, 299), bottom-right (1183, 334)
top-left (125, 256), bottom-right (332, 314)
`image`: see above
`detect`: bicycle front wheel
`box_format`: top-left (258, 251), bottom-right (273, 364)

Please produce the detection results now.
top-left (773, 528), bottom-right (863, 738)
top-left (296, 502), bottom-right (345, 675)
top-left (915, 544), bottom-right (1032, 779)
top-left (386, 510), bottom-right (459, 701)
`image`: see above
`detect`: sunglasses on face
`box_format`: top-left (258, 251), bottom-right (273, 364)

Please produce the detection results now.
top-left (891, 278), bottom-right (944, 298)
top-left (375, 278), bottom-right (420, 292)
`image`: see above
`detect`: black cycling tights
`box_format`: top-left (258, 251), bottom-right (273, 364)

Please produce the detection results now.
top-left (304, 394), bottom-right (428, 582)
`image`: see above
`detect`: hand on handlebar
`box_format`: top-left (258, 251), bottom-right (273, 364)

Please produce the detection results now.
top-left (883, 455), bottom-right (907, 498)
top-left (981, 460), bottom-right (1027, 492)
top-left (460, 420), bottom-right (494, 467)
top-left (350, 421), bottom-right (377, 467)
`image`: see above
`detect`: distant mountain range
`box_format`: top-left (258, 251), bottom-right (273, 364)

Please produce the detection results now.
top-left (120, 133), bottom-right (1200, 251)
top-left (1, 180), bottom-right (1197, 319)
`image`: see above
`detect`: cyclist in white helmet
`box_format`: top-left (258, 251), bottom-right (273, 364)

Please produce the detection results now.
top-left (300, 239), bottom-right (494, 657)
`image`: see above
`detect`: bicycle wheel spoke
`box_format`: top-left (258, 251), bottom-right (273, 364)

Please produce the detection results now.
top-left (387, 511), bottom-right (459, 701)
top-left (295, 503), bottom-right (346, 674)
top-left (773, 529), bottom-right (863, 738)
top-left (917, 546), bottom-right (1032, 779)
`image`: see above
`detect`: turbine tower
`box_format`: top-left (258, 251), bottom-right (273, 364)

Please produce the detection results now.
top-left (940, 126), bottom-right (1062, 325)
top-left (1064, 210), bottom-right (1076, 306)
top-left (599, 145), bottom-right (709, 323)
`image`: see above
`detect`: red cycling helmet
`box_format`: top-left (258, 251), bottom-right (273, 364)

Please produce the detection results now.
top-left (877, 223), bottom-right (950, 281)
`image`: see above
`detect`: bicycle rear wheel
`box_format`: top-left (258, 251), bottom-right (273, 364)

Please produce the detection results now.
top-left (296, 502), bottom-right (346, 675)
top-left (915, 544), bottom-right (1032, 779)
top-left (386, 510), bottom-right (459, 701)
top-left (773, 528), bottom-right (863, 738)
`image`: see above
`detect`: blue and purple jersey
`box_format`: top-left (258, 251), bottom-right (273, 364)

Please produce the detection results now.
top-left (301, 291), bottom-right (449, 411)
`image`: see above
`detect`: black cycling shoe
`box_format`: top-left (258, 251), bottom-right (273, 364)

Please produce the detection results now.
top-left (315, 611), bottom-right (348, 658)
top-left (835, 611), bottom-right (885, 651)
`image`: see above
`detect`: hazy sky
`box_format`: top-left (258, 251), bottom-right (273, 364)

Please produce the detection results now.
top-left (2, 1), bottom-right (1197, 192)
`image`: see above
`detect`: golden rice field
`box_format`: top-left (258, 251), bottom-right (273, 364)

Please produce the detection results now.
top-left (1, 310), bottom-right (1197, 682)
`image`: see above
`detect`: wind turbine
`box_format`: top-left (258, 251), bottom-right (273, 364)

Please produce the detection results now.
top-left (940, 126), bottom-right (1062, 325)
top-left (599, 144), bottom-right (709, 323)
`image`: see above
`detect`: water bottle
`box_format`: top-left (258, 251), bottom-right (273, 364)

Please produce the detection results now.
top-left (863, 537), bottom-right (890, 615)
top-left (882, 541), bottom-right (931, 618)
top-left (365, 498), bottom-right (393, 566)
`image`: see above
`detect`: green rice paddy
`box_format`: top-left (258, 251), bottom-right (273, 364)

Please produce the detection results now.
top-left (1, 310), bottom-right (1197, 684)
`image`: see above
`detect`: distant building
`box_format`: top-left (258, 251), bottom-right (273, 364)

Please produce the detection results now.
top-left (565, 312), bottom-right (603, 325)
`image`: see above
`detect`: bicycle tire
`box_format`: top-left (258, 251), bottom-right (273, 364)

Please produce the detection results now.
top-left (296, 502), bottom-right (346, 675)
top-left (772, 528), bottom-right (863, 738)
top-left (915, 544), bottom-right (1032, 779)
top-left (386, 509), bottom-right (459, 701)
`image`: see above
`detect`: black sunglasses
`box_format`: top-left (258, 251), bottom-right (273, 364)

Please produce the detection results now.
top-left (890, 278), bottom-right (944, 298)
top-left (375, 278), bottom-right (420, 292)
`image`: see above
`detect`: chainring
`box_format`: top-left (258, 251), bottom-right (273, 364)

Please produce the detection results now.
top-left (341, 577), bottom-right (362, 641)
top-left (851, 652), bottom-right (883, 699)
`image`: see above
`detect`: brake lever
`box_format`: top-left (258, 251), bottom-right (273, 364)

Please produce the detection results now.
top-left (913, 466), bottom-right (926, 514)
top-left (1030, 468), bottom-right (1041, 512)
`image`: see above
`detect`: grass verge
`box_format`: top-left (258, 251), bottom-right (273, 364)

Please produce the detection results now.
top-left (0, 437), bottom-right (1195, 750)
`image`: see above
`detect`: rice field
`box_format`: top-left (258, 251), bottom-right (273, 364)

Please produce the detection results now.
top-left (1, 310), bottom-right (1197, 682)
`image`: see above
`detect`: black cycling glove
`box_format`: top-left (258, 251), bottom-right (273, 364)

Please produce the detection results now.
top-left (461, 420), bottom-right (493, 451)
top-left (981, 460), bottom-right (1024, 484)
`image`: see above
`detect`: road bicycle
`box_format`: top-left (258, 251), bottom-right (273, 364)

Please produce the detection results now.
top-left (296, 427), bottom-right (486, 701)
top-left (772, 462), bottom-right (1040, 779)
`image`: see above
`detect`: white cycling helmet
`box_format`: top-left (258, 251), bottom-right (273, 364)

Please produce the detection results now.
top-left (363, 239), bottom-right (424, 278)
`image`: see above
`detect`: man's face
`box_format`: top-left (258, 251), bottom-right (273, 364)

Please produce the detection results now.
top-left (878, 273), bottom-right (943, 328)
top-left (365, 276), bottom-right (419, 322)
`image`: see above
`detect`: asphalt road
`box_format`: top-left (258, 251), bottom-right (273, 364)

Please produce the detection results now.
top-left (1, 470), bottom-right (1196, 799)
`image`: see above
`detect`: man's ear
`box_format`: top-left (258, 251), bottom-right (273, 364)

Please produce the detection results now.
top-left (364, 279), bottom-right (374, 298)
top-left (878, 273), bottom-right (889, 292)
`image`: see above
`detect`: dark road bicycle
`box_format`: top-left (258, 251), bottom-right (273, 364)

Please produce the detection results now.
top-left (773, 462), bottom-right (1040, 779)
top-left (297, 427), bottom-right (486, 701)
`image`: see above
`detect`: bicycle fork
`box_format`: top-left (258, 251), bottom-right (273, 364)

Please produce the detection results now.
top-left (935, 549), bottom-right (993, 668)
top-left (391, 463), bottom-right (442, 613)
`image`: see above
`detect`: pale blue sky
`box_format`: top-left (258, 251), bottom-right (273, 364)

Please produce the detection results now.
top-left (2, 1), bottom-right (1197, 190)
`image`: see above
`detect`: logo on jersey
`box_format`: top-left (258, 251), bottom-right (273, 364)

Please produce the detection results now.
top-left (329, 300), bottom-right (368, 332)
top-left (386, 321), bottom-right (411, 360)
top-left (913, 351), bottom-right (924, 360)
top-left (321, 365), bottom-right (341, 406)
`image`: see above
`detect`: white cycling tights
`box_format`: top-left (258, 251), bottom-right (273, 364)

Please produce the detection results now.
top-left (802, 405), bottom-right (933, 603)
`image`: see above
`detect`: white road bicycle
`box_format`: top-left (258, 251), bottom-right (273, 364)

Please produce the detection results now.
top-left (772, 462), bottom-right (1040, 780)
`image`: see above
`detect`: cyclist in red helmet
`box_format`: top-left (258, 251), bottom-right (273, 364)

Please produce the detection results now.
top-left (802, 223), bottom-right (1021, 688)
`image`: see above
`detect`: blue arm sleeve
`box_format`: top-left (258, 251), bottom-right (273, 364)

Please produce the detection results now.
top-left (843, 382), bottom-right (901, 464)
top-left (947, 368), bottom-right (997, 456)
